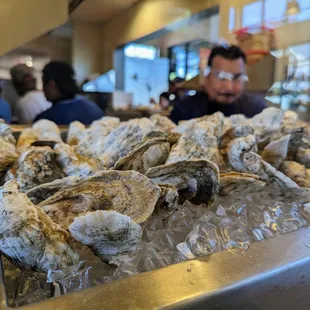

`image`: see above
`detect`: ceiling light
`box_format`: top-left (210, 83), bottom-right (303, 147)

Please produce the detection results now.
top-left (25, 60), bottom-right (33, 67)
top-left (286, 0), bottom-right (301, 16)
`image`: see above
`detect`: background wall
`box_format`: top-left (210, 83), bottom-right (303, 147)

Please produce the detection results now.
top-left (72, 21), bottom-right (102, 84)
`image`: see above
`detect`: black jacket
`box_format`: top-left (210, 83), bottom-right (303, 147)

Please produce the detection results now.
top-left (169, 92), bottom-right (267, 124)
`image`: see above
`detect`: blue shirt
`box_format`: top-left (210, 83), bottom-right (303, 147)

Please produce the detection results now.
top-left (0, 98), bottom-right (12, 123)
top-left (169, 92), bottom-right (267, 124)
top-left (34, 96), bottom-right (104, 125)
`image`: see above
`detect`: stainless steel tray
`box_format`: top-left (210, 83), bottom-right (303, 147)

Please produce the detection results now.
top-left (1, 228), bottom-right (310, 309)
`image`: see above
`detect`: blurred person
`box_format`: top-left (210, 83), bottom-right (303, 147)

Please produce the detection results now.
top-left (169, 45), bottom-right (267, 123)
top-left (35, 61), bottom-right (104, 125)
top-left (0, 87), bottom-right (11, 123)
top-left (1, 81), bottom-right (19, 120)
top-left (10, 64), bottom-right (51, 124)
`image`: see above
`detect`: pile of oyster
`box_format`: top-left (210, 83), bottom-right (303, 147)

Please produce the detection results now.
top-left (1, 109), bottom-right (310, 304)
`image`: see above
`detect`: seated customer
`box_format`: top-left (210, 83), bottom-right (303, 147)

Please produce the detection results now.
top-left (35, 61), bottom-right (104, 125)
top-left (11, 64), bottom-right (51, 124)
top-left (0, 95), bottom-right (11, 123)
top-left (169, 45), bottom-right (267, 123)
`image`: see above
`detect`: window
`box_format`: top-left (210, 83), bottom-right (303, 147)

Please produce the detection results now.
top-left (229, 7), bottom-right (235, 31)
top-left (264, 0), bottom-right (286, 23)
top-left (242, 1), bottom-right (263, 27)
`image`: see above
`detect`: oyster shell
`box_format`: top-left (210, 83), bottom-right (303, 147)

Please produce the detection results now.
top-left (284, 110), bottom-right (298, 125)
top-left (76, 117), bottom-right (120, 158)
top-left (67, 121), bottom-right (86, 146)
top-left (166, 121), bottom-right (223, 166)
top-left (69, 210), bottom-right (142, 261)
top-left (0, 138), bottom-right (19, 172)
top-left (0, 122), bottom-right (15, 144)
top-left (220, 124), bottom-right (255, 150)
top-left (32, 119), bottom-right (61, 136)
top-left (150, 114), bottom-right (176, 132)
top-left (296, 147), bottom-right (310, 168)
top-left (39, 170), bottom-right (161, 229)
top-left (242, 152), bottom-right (299, 188)
top-left (143, 131), bottom-right (180, 145)
top-left (261, 134), bottom-right (290, 168)
top-left (114, 138), bottom-right (170, 174)
top-left (0, 181), bottom-right (80, 281)
top-left (146, 159), bottom-right (220, 205)
top-left (226, 135), bottom-right (256, 172)
top-left (26, 176), bottom-right (81, 205)
top-left (154, 184), bottom-right (179, 219)
top-left (54, 143), bottom-right (104, 178)
top-left (219, 172), bottom-right (265, 196)
top-left (99, 118), bottom-right (154, 168)
top-left (280, 161), bottom-right (310, 187)
top-left (229, 114), bottom-right (249, 125)
top-left (6, 146), bottom-right (65, 191)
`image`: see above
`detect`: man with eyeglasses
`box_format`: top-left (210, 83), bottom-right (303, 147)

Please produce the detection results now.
top-left (169, 45), bottom-right (267, 123)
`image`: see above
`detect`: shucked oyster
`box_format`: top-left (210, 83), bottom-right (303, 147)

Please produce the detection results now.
top-left (6, 146), bottom-right (65, 191)
top-left (39, 170), bottom-right (161, 229)
top-left (69, 210), bottom-right (142, 261)
top-left (67, 121), bottom-right (86, 146)
top-left (54, 143), bottom-right (104, 178)
top-left (146, 159), bottom-right (219, 205)
top-left (0, 138), bottom-right (18, 172)
top-left (0, 181), bottom-right (80, 281)
top-left (219, 172), bottom-right (266, 196)
top-left (26, 176), bottom-right (81, 205)
top-left (166, 121), bottom-right (223, 166)
top-left (114, 138), bottom-right (170, 174)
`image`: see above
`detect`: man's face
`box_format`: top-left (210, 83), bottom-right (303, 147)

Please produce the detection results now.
top-left (204, 56), bottom-right (246, 104)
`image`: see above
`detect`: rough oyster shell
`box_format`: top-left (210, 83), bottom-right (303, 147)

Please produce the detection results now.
top-left (6, 146), bottom-right (65, 191)
top-left (166, 121), bottom-right (223, 166)
top-left (54, 143), bottom-right (104, 178)
top-left (261, 134), bottom-right (290, 168)
top-left (143, 131), bottom-right (180, 145)
top-left (0, 122), bottom-right (15, 145)
top-left (39, 170), bottom-right (161, 229)
top-left (150, 114), bottom-right (176, 132)
top-left (0, 138), bottom-right (19, 172)
top-left (280, 161), bottom-right (310, 188)
top-left (69, 210), bottom-right (142, 261)
top-left (226, 135), bottom-right (256, 172)
top-left (26, 176), bottom-right (81, 205)
top-left (296, 147), bottom-right (310, 168)
top-left (146, 159), bottom-right (219, 205)
top-left (114, 138), bottom-right (170, 174)
top-left (154, 184), bottom-right (179, 219)
top-left (67, 121), bottom-right (86, 146)
top-left (0, 181), bottom-right (80, 281)
top-left (219, 172), bottom-right (266, 196)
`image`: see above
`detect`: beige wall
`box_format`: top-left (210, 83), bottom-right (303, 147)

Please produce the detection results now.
top-left (72, 22), bottom-right (102, 84)
top-left (22, 36), bottom-right (72, 63)
top-left (0, 0), bottom-right (68, 56)
top-left (101, 0), bottom-right (219, 72)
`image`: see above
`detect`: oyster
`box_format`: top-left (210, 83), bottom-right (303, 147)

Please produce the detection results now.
top-left (6, 146), bottom-right (65, 191)
top-left (261, 134), bottom-right (290, 168)
top-left (69, 210), bottom-right (142, 261)
top-left (76, 117), bottom-right (120, 158)
top-left (99, 118), bottom-right (154, 168)
top-left (67, 121), bottom-right (86, 146)
top-left (219, 172), bottom-right (265, 196)
top-left (146, 159), bottom-right (220, 205)
top-left (280, 161), bottom-right (310, 188)
top-left (114, 138), bottom-right (170, 174)
top-left (154, 184), bottom-right (179, 219)
top-left (16, 128), bottom-right (41, 153)
top-left (229, 114), bottom-right (249, 125)
top-left (39, 170), bottom-right (161, 229)
top-left (296, 147), bottom-right (310, 168)
top-left (226, 135), bottom-right (256, 172)
top-left (0, 181), bottom-right (80, 281)
top-left (143, 131), bottom-right (180, 145)
top-left (32, 119), bottom-right (61, 136)
top-left (220, 124), bottom-right (255, 150)
top-left (26, 176), bottom-right (81, 204)
top-left (0, 139), bottom-right (19, 172)
top-left (242, 152), bottom-right (299, 188)
top-left (54, 143), bottom-right (104, 178)
top-left (0, 122), bottom-right (15, 144)
top-left (284, 110), bottom-right (298, 125)
top-left (166, 121), bottom-right (223, 166)
top-left (150, 114), bottom-right (176, 132)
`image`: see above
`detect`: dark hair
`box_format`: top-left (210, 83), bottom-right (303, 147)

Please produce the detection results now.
top-left (42, 61), bottom-right (80, 99)
top-left (208, 45), bottom-right (247, 67)
top-left (160, 92), bottom-right (169, 100)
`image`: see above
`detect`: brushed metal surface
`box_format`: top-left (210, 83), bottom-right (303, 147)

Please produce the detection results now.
top-left (1, 228), bottom-right (310, 309)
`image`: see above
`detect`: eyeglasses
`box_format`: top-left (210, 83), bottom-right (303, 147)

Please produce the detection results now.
top-left (205, 67), bottom-right (249, 83)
